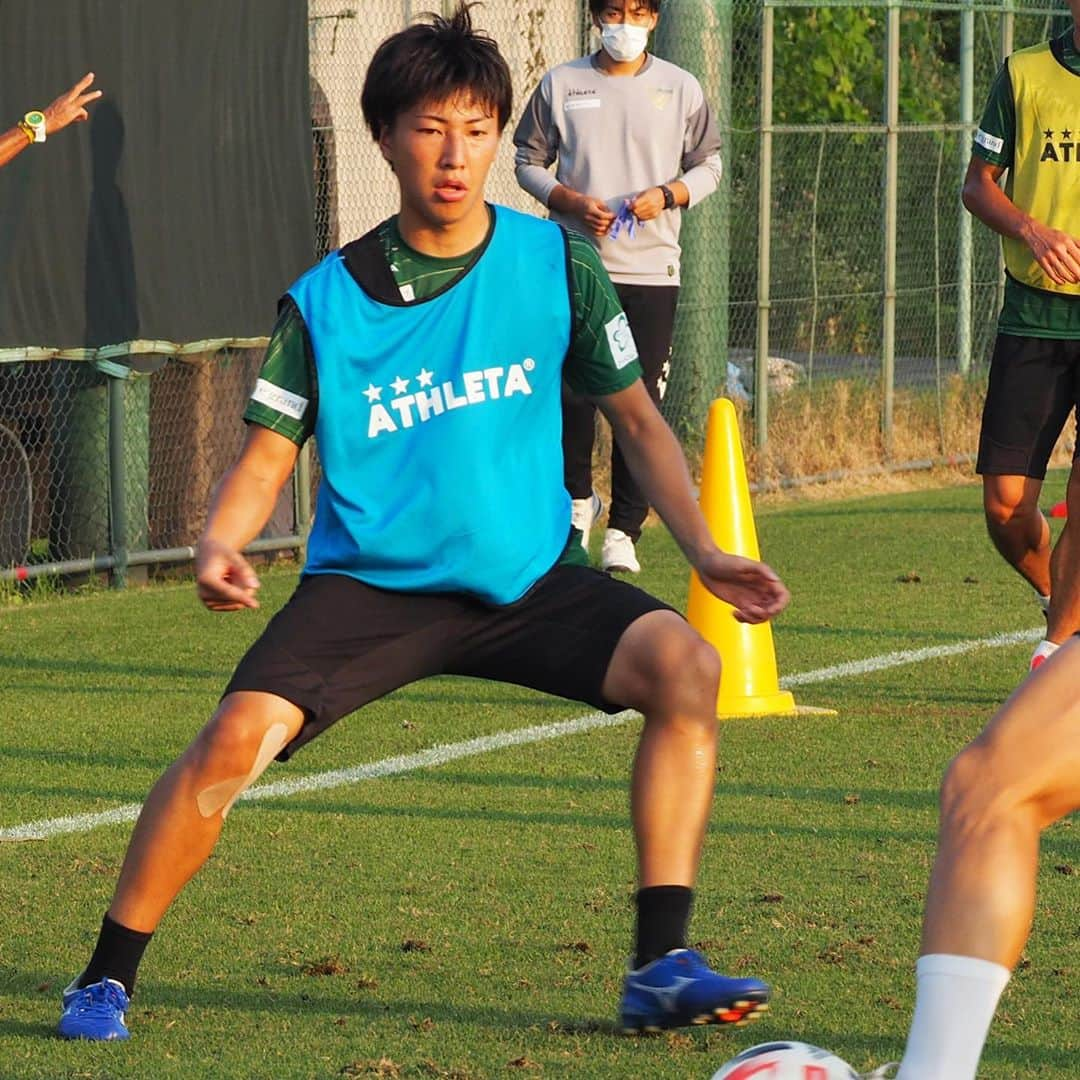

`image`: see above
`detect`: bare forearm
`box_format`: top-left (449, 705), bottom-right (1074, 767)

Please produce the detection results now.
top-left (962, 172), bottom-right (1033, 242)
top-left (200, 462), bottom-right (286, 551)
top-left (610, 410), bottom-right (717, 564)
top-left (548, 184), bottom-right (586, 216)
top-left (0, 125), bottom-right (30, 168)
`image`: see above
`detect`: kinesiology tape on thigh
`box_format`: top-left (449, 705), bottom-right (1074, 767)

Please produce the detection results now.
top-left (196, 722), bottom-right (290, 820)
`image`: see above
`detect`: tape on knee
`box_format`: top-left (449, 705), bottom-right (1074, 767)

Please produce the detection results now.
top-left (196, 722), bottom-right (290, 820)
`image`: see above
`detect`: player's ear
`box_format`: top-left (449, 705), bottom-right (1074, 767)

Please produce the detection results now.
top-left (377, 127), bottom-right (392, 165)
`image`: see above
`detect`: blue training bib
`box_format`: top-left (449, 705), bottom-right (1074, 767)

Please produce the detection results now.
top-left (289, 205), bottom-right (573, 605)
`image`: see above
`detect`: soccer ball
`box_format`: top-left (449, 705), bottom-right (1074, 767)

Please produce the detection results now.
top-left (711, 1040), bottom-right (860, 1079)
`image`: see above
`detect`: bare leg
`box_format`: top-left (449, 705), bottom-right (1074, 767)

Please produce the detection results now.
top-left (108, 692), bottom-right (304, 933)
top-left (921, 639), bottom-right (1080, 965)
top-left (602, 611), bottom-right (720, 888)
top-left (982, 474), bottom-right (1051, 598)
top-left (1046, 464), bottom-right (1080, 643)
top-left (897, 640), bottom-right (1080, 1079)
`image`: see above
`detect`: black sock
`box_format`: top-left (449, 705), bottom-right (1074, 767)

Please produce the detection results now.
top-left (77, 913), bottom-right (153, 997)
top-left (634, 885), bottom-right (693, 970)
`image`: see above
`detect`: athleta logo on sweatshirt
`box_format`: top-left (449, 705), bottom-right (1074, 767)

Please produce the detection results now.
top-left (564, 87), bottom-right (600, 112)
top-left (363, 360), bottom-right (535, 438)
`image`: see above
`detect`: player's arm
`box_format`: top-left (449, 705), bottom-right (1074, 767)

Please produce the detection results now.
top-left (0, 123), bottom-right (32, 168)
top-left (196, 426), bottom-right (300, 611)
top-left (962, 157), bottom-right (1080, 286)
top-left (564, 233), bottom-right (788, 622)
top-left (1, 73), bottom-right (102, 169)
top-left (963, 58), bottom-right (1080, 286)
top-left (597, 384), bottom-right (788, 623)
top-left (197, 299), bottom-right (315, 611)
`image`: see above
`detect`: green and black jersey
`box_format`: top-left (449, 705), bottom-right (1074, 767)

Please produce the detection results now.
top-left (245, 209), bottom-right (641, 442)
top-left (972, 28), bottom-right (1080, 338)
top-left (245, 206), bottom-right (644, 569)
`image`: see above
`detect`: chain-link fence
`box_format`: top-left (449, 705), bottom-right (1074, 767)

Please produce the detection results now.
top-left (0, 346), bottom-right (299, 582)
top-left (721, 0), bottom-right (1072, 485)
top-left (1, 0), bottom-right (1071, 583)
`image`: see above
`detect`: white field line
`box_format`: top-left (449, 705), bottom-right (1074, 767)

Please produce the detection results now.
top-left (0, 626), bottom-right (1043, 843)
top-left (780, 626), bottom-right (1043, 687)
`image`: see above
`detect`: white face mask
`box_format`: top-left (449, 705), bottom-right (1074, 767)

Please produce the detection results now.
top-left (600, 22), bottom-right (650, 63)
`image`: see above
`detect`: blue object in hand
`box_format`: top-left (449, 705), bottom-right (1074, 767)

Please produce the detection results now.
top-left (608, 200), bottom-right (639, 241)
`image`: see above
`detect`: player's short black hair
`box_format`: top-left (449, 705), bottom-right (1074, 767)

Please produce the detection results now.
top-left (361, 3), bottom-right (513, 139)
top-left (588, 0), bottom-right (663, 16)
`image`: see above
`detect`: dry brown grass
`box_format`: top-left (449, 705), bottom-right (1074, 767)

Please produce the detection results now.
top-left (591, 374), bottom-right (1072, 516)
top-left (743, 375), bottom-right (984, 485)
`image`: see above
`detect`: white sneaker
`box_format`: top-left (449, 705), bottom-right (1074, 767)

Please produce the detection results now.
top-left (601, 528), bottom-right (640, 573)
top-left (570, 492), bottom-right (603, 550)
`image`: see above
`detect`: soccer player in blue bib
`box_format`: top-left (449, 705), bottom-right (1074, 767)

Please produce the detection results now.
top-left (57, 4), bottom-right (788, 1041)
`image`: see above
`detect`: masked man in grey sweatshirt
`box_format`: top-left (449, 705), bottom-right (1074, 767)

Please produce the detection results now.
top-left (513, 0), bottom-right (723, 574)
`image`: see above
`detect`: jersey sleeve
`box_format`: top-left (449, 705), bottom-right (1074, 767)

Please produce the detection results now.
top-left (972, 60), bottom-right (1014, 168)
top-left (242, 296), bottom-right (317, 445)
top-left (562, 233), bottom-right (644, 397)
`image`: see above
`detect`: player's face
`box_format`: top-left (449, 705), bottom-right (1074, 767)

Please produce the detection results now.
top-left (380, 95), bottom-right (501, 237)
top-left (593, 0), bottom-right (658, 30)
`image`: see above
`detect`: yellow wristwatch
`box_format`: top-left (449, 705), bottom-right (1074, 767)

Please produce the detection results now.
top-left (18, 110), bottom-right (47, 144)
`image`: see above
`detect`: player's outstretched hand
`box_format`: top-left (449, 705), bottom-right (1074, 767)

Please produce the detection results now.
top-left (43, 72), bottom-right (102, 135)
top-left (196, 538), bottom-right (261, 612)
top-left (695, 551), bottom-right (790, 624)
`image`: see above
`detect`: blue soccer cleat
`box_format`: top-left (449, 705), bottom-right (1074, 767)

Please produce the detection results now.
top-left (619, 948), bottom-right (770, 1033)
top-left (57, 977), bottom-right (131, 1040)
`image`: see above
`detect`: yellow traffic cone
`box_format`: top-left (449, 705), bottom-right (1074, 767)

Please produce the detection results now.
top-left (687, 397), bottom-right (796, 718)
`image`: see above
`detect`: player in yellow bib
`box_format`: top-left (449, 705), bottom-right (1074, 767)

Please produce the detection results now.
top-left (964, 3), bottom-right (1080, 672)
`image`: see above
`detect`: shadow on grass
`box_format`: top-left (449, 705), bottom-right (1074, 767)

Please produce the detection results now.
top-left (778, 622), bottom-right (999, 643)
top-left (2, 974), bottom-right (615, 1036)
top-left (418, 771), bottom-right (940, 811)
top-left (3, 987), bottom-right (1075, 1075)
top-left (0, 654), bottom-right (223, 682)
top-left (0, 745), bottom-right (171, 770)
top-left (251, 796), bottom-right (1079, 859)
top-left (805, 1029), bottom-right (1079, 1075)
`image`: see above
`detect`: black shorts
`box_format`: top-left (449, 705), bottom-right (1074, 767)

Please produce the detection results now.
top-left (224, 564), bottom-right (676, 759)
top-left (976, 333), bottom-right (1080, 479)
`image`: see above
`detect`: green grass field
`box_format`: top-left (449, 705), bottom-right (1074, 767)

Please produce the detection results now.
top-left (1, 474), bottom-right (1076, 1079)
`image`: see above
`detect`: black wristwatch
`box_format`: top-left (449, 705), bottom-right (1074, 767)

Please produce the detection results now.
top-left (659, 184), bottom-right (676, 210)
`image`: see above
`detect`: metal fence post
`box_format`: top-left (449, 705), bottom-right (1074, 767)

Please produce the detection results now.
top-left (997, 0), bottom-right (1014, 319)
top-left (653, 0), bottom-right (732, 454)
top-left (105, 364), bottom-right (129, 589)
top-left (882, 1), bottom-right (900, 455)
top-left (957, 0), bottom-right (975, 375)
top-left (755, 0), bottom-right (774, 451)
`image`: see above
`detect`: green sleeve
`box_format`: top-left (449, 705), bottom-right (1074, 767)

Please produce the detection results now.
top-left (972, 60), bottom-right (1014, 168)
top-left (563, 233), bottom-right (643, 396)
top-left (242, 297), bottom-right (317, 445)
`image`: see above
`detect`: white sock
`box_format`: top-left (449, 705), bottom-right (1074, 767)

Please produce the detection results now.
top-left (1031, 638), bottom-right (1060, 664)
top-left (1036, 592), bottom-right (1051, 614)
top-left (897, 953), bottom-right (1011, 1080)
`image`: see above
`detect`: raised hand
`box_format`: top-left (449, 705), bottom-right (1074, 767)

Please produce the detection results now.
top-left (43, 72), bottom-right (103, 135)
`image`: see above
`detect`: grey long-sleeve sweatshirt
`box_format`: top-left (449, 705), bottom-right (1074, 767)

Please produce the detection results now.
top-left (512, 52), bottom-right (722, 287)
